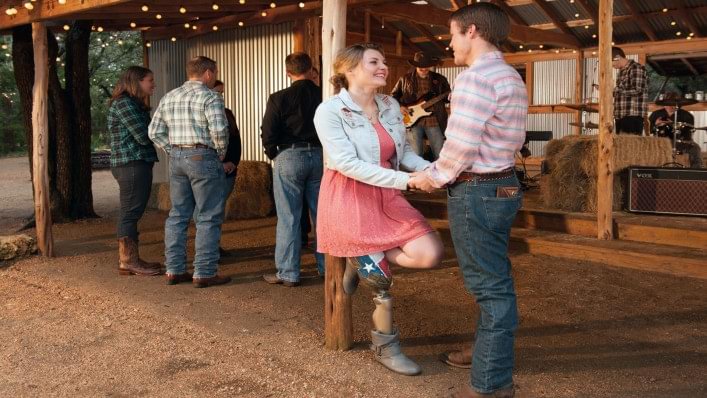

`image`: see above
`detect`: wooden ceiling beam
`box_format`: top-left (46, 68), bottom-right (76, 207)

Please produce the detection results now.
top-left (574, 0), bottom-right (598, 26)
top-left (367, 12), bottom-right (426, 54)
top-left (623, 0), bottom-right (658, 41)
top-left (0, 0), bottom-right (134, 30)
top-left (530, 0), bottom-right (575, 37)
top-left (414, 22), bottom-right (449, 55)
top-left (675, 0), bottom-right (702, 38)
top-left (680, 58), bottom-right (700, 76)
top-left (490, 0), bottom-right (526, 26)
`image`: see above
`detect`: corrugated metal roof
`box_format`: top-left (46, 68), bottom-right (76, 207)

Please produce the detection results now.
top-left (514, 4), bottom-right (549, 26)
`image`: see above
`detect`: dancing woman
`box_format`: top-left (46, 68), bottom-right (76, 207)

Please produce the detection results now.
top-left (314, 43), bottom-right (443, 375)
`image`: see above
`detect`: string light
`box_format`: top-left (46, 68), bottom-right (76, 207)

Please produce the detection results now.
top-left (676, 31), bottom-right (682, 36)
top-left (24, 2), bottom-right (34, 11)
top-left (270, 2), bottom-right (277, 8)
top-left (63, 24), bottom-right (70, 31)
top-left (171, 37), bottom-right (177, 42)
top-left (5, 7), bottom-right (18, 16)
top-left (670, 21), bottom-right (676, 26)
top-left (97, 26), bottom-right (104, 32)
top-left (130, 22), bottom-right (137, 28)
top-left (179, 6), bottom-right (187, 14)
top-left (156, 14), bottom-right (162, 19)
top-left (141, 4), bottom-right (149, 12)
top-left (238, 21), bottom-right (244, 27)
top-left (192, 25), bottom-right (197, 30)
top-left (58, 0), bottom-right (67, 4)
top-left (539, 44), bottom-right (544, 48)
top-left (239, 0), bottom-right (246, 4)
top-left (519, 45), bottom-right (524, 49)
top-left (212, 25), bottom-right (218, 31)
top-left (145, 42), bottom-right (152, 48)
top-left (299, 2), bottom-right (305, 8)
top-left (662, 8), bottom-right (668, 12)
top-left (212, 3), bottom-right (219, 10)
top-left (184, 23), bottom-right (190, 28)
top-left (261, 11), bottom-right (267, 17)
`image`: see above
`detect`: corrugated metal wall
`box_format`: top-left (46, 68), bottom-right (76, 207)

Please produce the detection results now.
top-left (147, 22), bottom-right (293, 182)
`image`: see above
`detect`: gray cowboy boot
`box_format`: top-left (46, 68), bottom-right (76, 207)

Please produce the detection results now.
top-left (370, 328), bottom-right (422, 376)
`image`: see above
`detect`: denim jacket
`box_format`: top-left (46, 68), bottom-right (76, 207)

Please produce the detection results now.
top-left (314, 88), bottom-right (430, 191)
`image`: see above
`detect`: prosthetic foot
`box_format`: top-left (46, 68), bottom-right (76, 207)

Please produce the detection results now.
top-left (370, 292), bottom-right (421, 376)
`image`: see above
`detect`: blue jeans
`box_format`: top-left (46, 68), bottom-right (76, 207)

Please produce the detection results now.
top-left (446, 174), bottom-right (522, 394)
top-left (164, 147), bottom-right (225, 278)
top-left (272, 147), bottom-right (325, 282)
top-left (407, 124), bottom-right (444, 159)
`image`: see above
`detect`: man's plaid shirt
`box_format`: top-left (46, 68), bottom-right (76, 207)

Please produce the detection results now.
top-left (148, 81), bottom-right (228, 156)
top-left (107, 95), bottom-right (158, 167)
top-left (613, 60), bottom-right (648, 119)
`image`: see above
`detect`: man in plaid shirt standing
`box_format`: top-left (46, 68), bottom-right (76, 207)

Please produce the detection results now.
top-left (149, 56), bottom-right (231, 288)
top-left (612, 47), bottom-right (648, 135)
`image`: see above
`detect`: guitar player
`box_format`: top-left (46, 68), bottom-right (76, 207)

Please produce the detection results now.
top-left (391, 52), bottom-right (451, 160)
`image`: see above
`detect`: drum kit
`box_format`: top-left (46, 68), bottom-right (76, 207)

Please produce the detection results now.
top-left (652, 97), bottom-right (705, 165)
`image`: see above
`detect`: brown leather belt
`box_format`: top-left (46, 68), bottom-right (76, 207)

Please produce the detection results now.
top-left (453, 168), bottom-right (515, 184)
top-left (172, 143), bottom-right (211, 149)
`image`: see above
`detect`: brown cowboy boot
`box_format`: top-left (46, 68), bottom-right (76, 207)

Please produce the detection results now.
top-left (440, 345), bottom-right (473, 369)
top-left (134, 238), bottom-right (163, 270)
top-left (118, 237), bottom-right (162, 276)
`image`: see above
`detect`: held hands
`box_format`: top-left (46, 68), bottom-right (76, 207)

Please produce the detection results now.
top-left (407, 172), bottom-right (436, 193)
top-left (223, 161), bottom-right (236, 174)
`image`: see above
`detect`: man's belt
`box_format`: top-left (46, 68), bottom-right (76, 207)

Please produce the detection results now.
top-left (172, 143), bottom-right (211, 150)
top-left (453, 168), bottom-right (515, 184)
top-left (276, 142), bottom-right (321, 152)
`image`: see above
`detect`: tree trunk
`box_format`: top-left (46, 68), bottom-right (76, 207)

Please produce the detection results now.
top-left (47, 31), bottom-right (72, 219)
top-left (65, 21), bottom-right (96, 219)
top-left (12, 26), bottom-right (34, 176)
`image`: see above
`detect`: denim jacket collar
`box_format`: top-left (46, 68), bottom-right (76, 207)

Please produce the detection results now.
top-left (337, 88), bottom-right (395, 119)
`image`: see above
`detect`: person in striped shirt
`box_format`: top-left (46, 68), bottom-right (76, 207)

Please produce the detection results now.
top-left (408, 3), bottom-right (527, 397)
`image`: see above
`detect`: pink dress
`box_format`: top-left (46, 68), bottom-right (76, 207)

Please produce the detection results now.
top-left (317, 121), bottom-right (433, 257)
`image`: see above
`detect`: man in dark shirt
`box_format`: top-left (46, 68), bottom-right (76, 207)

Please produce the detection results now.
top-left (612, 46), bottom-right (648, 135)
top-left (649, 92), bottom-right (702, 168)
top-left (261, 52), bottom-right (324, 287)
top-left (213, 80), bottom-right (242, 256)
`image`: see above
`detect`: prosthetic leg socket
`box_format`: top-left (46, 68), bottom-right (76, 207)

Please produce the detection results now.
top-left (370, 293), bottom-right (421, 376)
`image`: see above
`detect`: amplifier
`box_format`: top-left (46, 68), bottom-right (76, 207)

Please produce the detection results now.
top-left (628, 167), bottom-right (707, 216)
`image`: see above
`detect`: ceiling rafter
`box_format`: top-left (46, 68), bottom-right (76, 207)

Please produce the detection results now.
top-left (573, 0), bottom-right (598, 26)
top-left (675, 0), bottom-right (702, 38)
top-left (490, 0), bottom-right (526, 26)
top-left (367, 12), bottom-right (426, 54)
top-left (623, 0), bottom-right (658, 41)
top-left (414, 22), bottom-right (450, 55)
top-left (530, 0), bottom-right (575, 37)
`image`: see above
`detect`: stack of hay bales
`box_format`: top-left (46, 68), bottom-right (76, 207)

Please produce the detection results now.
top-left (542, 135), bottom-right (672, 212)
top-left (148, 160), bottom-right (274, 219)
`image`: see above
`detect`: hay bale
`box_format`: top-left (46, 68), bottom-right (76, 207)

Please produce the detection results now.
top-left (147, 161), bottom-right (274, 219)
top-left (147, 182), bottom-right (171, 211)
top-left (0, 234), bottom-right (37, 261)
top-left (581, 135), bottom-right (672, 176)
top-left (585, 176), bottom-right (624, 212)
top-left (225, 161), bottom-right (274, 219)
top-left (541, 136), bottom-right (594, 212)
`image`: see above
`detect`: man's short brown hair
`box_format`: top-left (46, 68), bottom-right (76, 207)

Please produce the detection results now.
top-left (611, 47), bottom-right (626, 60)
top-left (450, 3), bottom-right (510, 48)
top-left (187, 56), bottom-right (217, 77)
top-left (285, 52), bottom-right (312, 76)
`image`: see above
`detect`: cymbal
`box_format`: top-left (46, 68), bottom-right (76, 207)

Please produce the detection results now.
top-left (655, 97), bottom-right (698, 106)
top-left (561, 103), bottom-right (599, 112)
top-left (569, 121), bottom-right (599, 129)
top-left (694, 126), bottom-right (707, 131)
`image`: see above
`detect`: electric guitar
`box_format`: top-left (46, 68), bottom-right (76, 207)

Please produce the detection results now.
top-left (402, 91), bottom-right (451, 128)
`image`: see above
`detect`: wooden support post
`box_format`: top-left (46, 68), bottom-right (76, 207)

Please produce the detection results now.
top-left (364, 10), bottom-right (371, 43)
top-left (31, 22), bottom-right (54, 256)
top-left (596, 0), bottom-right (614, 240)
top-left (396, 31), bottom-right (403, 56)
top-left (525, 61), bottom-right (534, 105)
top-left (293, 19), bottom-right (305, 52)
top-left (322, 0), bottom-right (352, 351)
top-left (574, 50), bottom-right (584, 135)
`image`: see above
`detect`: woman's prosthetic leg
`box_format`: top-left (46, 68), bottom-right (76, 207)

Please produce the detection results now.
top-left (345, 254), bottom-right (422, 376)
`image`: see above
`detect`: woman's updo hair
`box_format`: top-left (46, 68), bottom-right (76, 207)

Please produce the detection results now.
top-left (330, 42), bottom-right (385, 94)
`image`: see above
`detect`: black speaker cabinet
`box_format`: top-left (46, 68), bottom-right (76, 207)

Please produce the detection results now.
top-left (628, 167), bottom-right (707, 216)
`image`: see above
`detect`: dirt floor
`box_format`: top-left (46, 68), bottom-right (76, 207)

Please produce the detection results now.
top-left (1, 156), bottom-right (706, 397)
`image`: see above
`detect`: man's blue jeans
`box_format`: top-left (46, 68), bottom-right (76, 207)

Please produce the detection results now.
top-left (272, 147), bottom-right (325, 282)
top-left (407, 124), bottom-right (444, 159)
top-left (446, 174), bottom-right (522, 394)
top-left (164, 147), bottom-right (225, 279)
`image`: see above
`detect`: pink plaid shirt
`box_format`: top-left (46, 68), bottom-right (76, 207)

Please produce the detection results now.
top-left (427, 51), bottom-right (528, 187)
